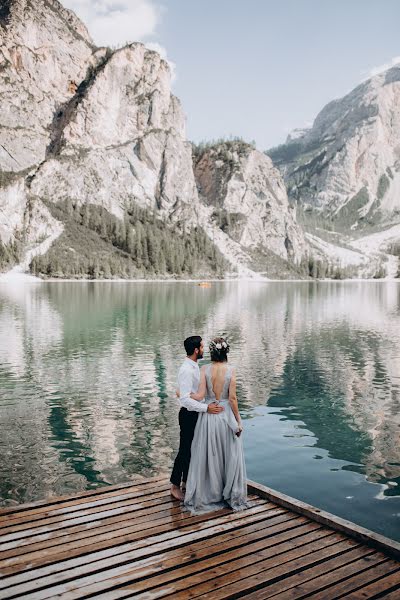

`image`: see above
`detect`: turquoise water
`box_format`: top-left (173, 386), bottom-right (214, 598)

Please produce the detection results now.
top-left (0, 281), bottom-right (399, 541)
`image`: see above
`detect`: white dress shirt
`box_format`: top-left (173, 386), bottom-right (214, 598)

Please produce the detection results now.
top-left (177, 357), bottom-right (208, 413)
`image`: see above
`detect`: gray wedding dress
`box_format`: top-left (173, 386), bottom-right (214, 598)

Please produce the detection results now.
top-left (183, 363), bottom-right (252, 515)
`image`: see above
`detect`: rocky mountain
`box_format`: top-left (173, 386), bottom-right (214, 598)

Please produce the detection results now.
top-left (193, 141), bottom-right (305, 276)
top-left (267, 65), bottom-right (400, 231)
top-left (0, 0), bottom-right (306, 280)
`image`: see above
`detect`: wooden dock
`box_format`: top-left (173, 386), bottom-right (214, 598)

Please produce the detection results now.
top-left (0, 475), bottom-right (399, 599)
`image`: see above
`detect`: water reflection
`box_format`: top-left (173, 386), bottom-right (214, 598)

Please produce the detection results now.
top-left (0, 281), bottom-right (399, 540)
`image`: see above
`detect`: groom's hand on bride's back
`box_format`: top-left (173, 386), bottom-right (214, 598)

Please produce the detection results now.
top-left (207, 402), bottom-right (224, 413)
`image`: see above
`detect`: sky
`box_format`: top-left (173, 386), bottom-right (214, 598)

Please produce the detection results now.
top-left (63, 1), bottom-right (400, 149)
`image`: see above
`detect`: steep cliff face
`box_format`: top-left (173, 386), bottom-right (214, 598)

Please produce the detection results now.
top-left (0, 0), bottom-right (94, 251)
top-left (0, 0), bottom-right (95, 172)
top-left (193, 142), bottom-right (306, 267)
top-left (29, 42), bottom-right (198, 222)
top-left (0, 0), bottom-right (306, 278)
top-left (267, 65), bottom-right (400, 229)
top-left (0, 0), bottom-right (202, 266)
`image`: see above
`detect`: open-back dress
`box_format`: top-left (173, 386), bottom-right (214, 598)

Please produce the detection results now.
top-left (183, 363), bottom-right (251, 515)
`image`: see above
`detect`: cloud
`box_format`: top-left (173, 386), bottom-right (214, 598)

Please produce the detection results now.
top-left (63, 0), bottom-right (161, 47)
top-left (62, 1), bottom-right (176, 81)
top-left (364, 55), bottom-right (400, 79)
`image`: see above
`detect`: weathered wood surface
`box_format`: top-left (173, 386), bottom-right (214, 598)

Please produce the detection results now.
top-left (0, 476), bottom-right (398, 599)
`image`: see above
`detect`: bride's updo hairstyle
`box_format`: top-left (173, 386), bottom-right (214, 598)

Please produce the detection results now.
top-left (209, 336), bottom-right (230, 362)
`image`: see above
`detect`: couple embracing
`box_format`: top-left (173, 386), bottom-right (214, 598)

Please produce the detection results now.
top-left (170, 335), bottom-right (251, 515)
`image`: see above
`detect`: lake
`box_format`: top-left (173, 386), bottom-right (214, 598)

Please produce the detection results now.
top-left (1, 280), bottom-right (400, 542)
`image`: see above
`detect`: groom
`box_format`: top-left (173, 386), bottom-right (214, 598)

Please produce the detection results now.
top-left (170, 335), bottom-right (224, 501)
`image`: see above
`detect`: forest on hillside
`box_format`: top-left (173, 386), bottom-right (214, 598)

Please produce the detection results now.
top-left (29, 201), bottom-right (228, 280)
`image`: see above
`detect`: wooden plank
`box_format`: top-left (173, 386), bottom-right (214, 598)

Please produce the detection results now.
top-left (0, 499), bottom-right (189, 555)
top-left (248, 479), bottom-right (400, 560)
top-left (0, 475), bottom-right (169, 517)
top-left (0, 502), bottom-right (241, 572)
top-left (0, 502), bottom-right (204, 559)
top-left (0, 505), bottom-right (291, 594)
top-left (303, 561), bottom-right (400, 599)
top-left (0, 488), bottom-right (175, 539)
top-left (0, 490), bottom-right (186, 547)
top-left (0, 495), bottom-right (263, 558)
top-left (0, 501), bottom-right (277, 577)
top-left (0, 499), bottom-right (264, 564)
top-left (338, 570), bottom-right (400, 599)
top-left (150, 538), bottom-right (360, 600)
top-left (2, 517), bottom-right (319, 599)
top-left (0, 482), bottom-right (170, 535)
top-left (1, 477), bottom-right (398, 600)
top-left (0, 498), bottom-right (265, 573)
top-left (2, 494), bottom-right (265, 557)
top-left (0, 496), bottom-right (260, 559)
top-left (0, 512), bottom-right (305, 598)
top-left (240, 550), bottom-right (388, 599)
top-left (378, 587), bottom-right (400, 598)
top-left (86, 532), bottom-right (349, 599)
top-left (0, 485), bottom-right (173, 535)
top-left (27, 527), bottom-right (333, 600)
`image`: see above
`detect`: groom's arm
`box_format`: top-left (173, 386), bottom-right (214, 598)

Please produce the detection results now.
top-left (190, 366), bottom-right (206, 400)
top-left (178, 368), bottom-right (208, 413)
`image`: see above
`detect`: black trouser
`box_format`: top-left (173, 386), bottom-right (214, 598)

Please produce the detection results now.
top-left (170, 407), bottom-right (199, 487)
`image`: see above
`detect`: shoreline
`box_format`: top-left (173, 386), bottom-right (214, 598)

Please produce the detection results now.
top-left (1, 274), bottom-right (399, 284)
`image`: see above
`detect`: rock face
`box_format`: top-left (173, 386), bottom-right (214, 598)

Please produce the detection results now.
top-left (267, 65), bottom-right (400, 229)
top-left (0, 0), bottom-right (95, 172)
top-left (193, 142), bottom-right (305, 265)
top-left (0, 0), bottom-right (95, 248)
top-left (0, 0), bottom-right (306, 277)
top-left (29, 43), bottom-right (198, 223)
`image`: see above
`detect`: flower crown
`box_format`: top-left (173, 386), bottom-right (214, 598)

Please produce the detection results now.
top-left (209, 338), bottom-right (230, 353)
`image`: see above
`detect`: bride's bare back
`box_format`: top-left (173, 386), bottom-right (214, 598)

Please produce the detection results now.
top-left (209, 362), bottom-right (229, 401)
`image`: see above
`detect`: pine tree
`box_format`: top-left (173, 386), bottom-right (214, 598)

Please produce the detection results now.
top-left (134, 222), bottom-right (144, 266)
top-left (82, 204), bottom-right (90, 228)
top-left (103, 261), bottom-right (112, 279)
top-left (126, 227), bottom-right (135, 255)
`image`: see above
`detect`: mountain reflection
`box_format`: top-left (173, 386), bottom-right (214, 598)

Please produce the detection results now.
top-left (1, 281), bottom-right (400, 527)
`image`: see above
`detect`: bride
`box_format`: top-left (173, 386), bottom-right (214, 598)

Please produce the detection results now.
top-left (183, 336), bottom-right (251, 514)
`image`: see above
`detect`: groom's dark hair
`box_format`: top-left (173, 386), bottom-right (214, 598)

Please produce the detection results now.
top-left (184, 336), bottom-right (202, 356)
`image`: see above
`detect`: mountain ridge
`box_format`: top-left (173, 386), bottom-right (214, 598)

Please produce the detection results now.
top-left (0, 0), bottom-right (308, 280)
top-left (1, 0), bottom-right (399, 281)
top-left (266, 64), bottom-right (400, 229)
